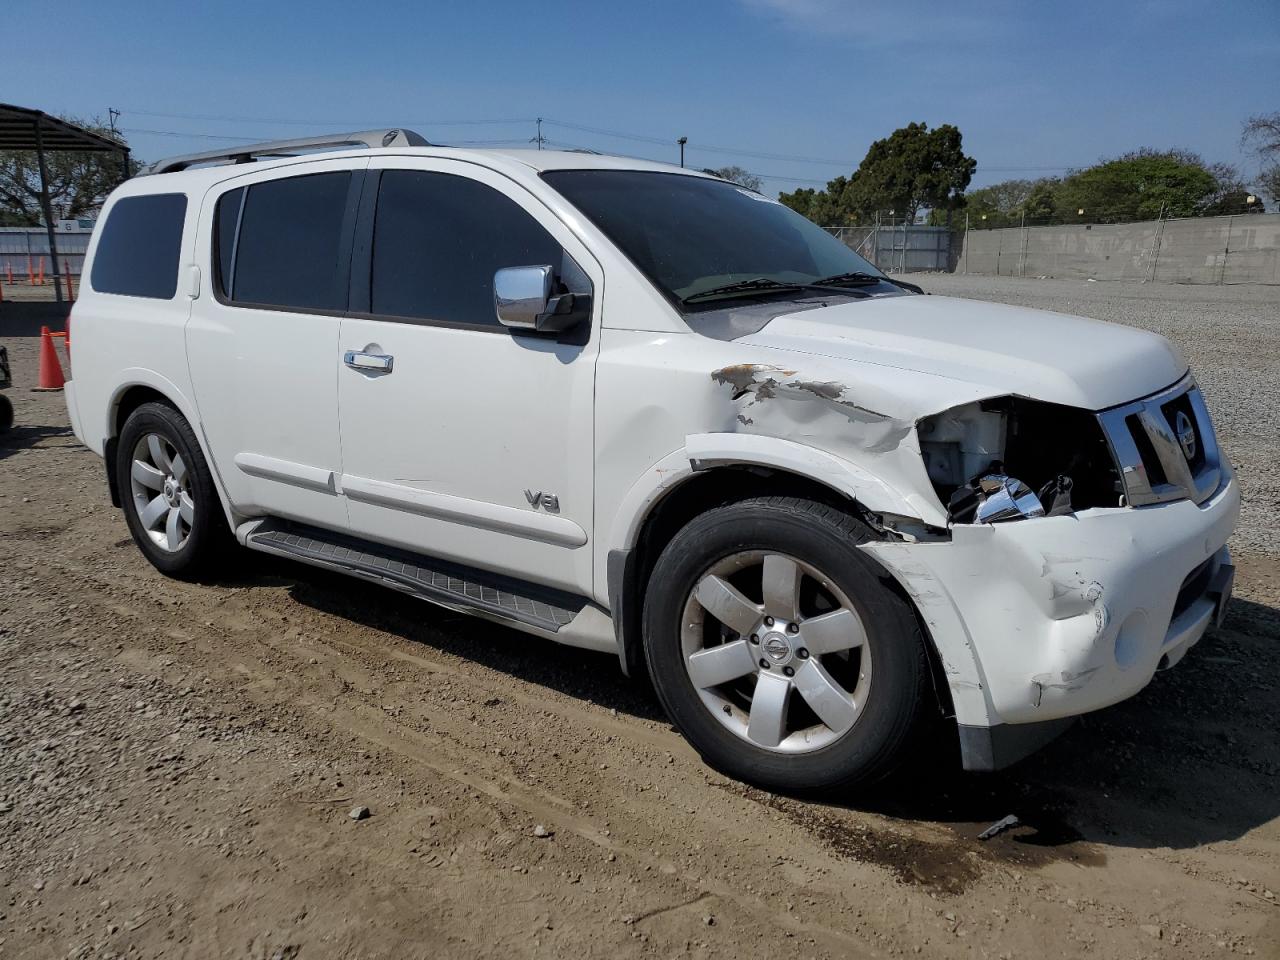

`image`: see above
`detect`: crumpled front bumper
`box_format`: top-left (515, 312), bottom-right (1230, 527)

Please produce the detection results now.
top-left (864, 465), bottom-right (1239, 770)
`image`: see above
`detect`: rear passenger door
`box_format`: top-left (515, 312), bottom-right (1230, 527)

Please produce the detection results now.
top-left (187, 158), bottom-right (367, 531)
top-left (336, 159), bottom-right (602, 596)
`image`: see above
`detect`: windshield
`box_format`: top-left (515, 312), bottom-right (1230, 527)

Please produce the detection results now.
top-left (541, 170), bottom-right (887, 309)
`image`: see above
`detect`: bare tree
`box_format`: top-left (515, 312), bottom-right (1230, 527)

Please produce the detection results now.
top-left (702, 166), bottom-right (764, 192)
top-left (1241, 113), bottom-right (1280, 203)
top-left (0, 116), bottom-right (134, 226)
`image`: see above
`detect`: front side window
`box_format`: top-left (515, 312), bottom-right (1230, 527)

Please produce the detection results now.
top-left (369, 170), bottom-right (564, 327)
top-left (217, 172), bottom-right (351, 312)
top-left (541, 170), bottom-right (888, 308)
top-left (91, 193), bottom-right (187, 299)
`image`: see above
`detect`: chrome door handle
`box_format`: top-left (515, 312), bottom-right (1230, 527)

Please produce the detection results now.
top-left (344, 350), bottom-right (394, 373)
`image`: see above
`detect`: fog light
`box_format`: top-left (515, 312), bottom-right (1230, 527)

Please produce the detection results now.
top-left (1114, 610), bottom-right (1150, 670)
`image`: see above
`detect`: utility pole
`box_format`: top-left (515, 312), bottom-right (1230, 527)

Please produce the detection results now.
top-left (677, 136), bottom-right (687, 168)
top-left (108, 108), bottom-right (130, 177)
top-left (532, 117), bottom-right (546, 151)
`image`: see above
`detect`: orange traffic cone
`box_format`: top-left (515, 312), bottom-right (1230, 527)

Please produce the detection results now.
top-left (35, 325), bottom-right (65, 391)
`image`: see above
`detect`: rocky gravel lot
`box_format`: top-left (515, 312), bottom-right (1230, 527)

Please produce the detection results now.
top-left (2, 277), bottom-right (1279, 959)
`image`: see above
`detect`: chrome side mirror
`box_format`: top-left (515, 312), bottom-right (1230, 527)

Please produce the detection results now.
top-left (494, 265), bottom-right (553, 330)
top-left (494, 265), bottom-right (591, 334)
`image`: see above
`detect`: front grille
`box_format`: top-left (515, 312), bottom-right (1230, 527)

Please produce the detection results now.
top-left (1125, 414), bottom-right (1167, 487)
top-left (1096, 377), bottom-right (1222, 507)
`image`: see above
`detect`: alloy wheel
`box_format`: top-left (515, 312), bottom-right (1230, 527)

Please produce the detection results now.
top-left (680, 551), bottom-right (872, 754)
top-left (129, 433), bottom-right (194, 553)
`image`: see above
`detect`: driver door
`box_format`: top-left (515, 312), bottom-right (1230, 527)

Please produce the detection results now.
top-left (336, 159), bottom-right (601, 596)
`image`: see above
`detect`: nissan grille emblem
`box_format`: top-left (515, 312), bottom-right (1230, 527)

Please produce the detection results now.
top-left (1174, 410), bottom-right (1197, 462)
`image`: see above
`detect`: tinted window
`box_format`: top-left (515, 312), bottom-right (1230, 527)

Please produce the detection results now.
top-left (214, 186), bottom-right (244, 297)
top-left (90, 193), bottom-right (187, 299)
top-left (370, 170), bottom-right (562, 327)
top-left (542, 170), bottom-right (885, 307)
top-left (229, 172), bottom-right (351, 311)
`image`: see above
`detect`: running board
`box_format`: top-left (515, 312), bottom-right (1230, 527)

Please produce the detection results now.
top-left (243, 519), bottom-right (585, 636)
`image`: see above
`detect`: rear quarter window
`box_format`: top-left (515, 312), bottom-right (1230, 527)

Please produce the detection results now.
top-left (90, 193), bottom-right (187, 299)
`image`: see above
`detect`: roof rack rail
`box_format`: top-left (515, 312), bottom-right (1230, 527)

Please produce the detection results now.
top-left (143, 128), bottom-right (431, 175)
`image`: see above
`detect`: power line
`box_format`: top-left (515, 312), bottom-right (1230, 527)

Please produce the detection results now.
top-left (118, 112), bottom-right (1083, 187)
top-left (121, 108), bottom-right (533, 128)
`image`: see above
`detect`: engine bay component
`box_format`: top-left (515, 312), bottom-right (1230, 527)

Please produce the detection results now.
top-left (920, 396), bottom-right (1120, 523)
top-left (948, 473), bottom-right (1045, 524)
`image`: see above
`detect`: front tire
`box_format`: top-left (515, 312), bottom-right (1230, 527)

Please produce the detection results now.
top-left (116, 402), bottom-right (230, 578)
top-left (642, 497), bottom-right (932, 794)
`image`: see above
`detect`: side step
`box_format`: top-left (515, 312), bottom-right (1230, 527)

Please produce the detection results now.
top-left (244, 519), bottom-right (584, 635)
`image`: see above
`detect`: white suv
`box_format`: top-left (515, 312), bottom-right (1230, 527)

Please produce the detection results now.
top-left (65, 129), bottom-right (1238, 791)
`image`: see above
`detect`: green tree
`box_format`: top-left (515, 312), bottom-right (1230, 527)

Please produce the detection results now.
top-left (1054, 149), bottom-right (1218, 222)
top-left (779, 175), bottom-right (850, 225)
top-left (0, 117), bottom-right (134, 226)
top-left (1021, 179), bottom-right (1059, 221)
top-left (842, 122), bottom-right (975, 223)
top-left (780, 123), bottom-right (974, 226)
top-left (957, 178), bottom-right (1036, 226)
top-left (702, 165), bottom-right (764, 192)
top-left (778, 186), bottom-right (817, 219)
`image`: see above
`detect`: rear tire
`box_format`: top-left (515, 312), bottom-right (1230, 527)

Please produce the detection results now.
top-left (116, 402), bottom-right (231, 578)
top-left (0, 394), bottom-right (12, 433)
top-left (642, 496), bottom-right (932, 794)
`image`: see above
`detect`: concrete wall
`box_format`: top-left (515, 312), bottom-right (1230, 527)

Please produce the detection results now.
top-left (957, 213), bottom-right (1280, 284)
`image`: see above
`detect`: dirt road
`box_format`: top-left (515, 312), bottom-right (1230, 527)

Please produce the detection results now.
top-left (2, 283), bottom-right (1279, 958)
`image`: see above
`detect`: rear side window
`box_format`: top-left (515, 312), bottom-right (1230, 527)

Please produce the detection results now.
top-left (218, 172), bottom-right (351, 312)
top-left (214, 186), bottom-right (244, 295)
top-left (90, 193), bottom-right (187, 299)
top-left (370, 170), bottom-right (563, 327)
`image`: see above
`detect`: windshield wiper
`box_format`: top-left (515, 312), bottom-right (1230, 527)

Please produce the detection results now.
top-left (812, 271), bottom-right (924, 294)
top-left (682, 276), bottom-right (870, 304)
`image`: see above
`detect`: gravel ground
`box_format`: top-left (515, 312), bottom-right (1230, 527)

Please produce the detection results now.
top-left (2, 280), bottom-right (1279, 959)
top-left (909, 274), bottom-right (1280, 559)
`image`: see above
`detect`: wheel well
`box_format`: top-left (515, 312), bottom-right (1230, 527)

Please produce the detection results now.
top-left (614, 465), bottom-right (866, 681)
top-left (104, 386), bottom-right (177, 508)
top-left (113, 385), bottom-right (174, 437)
top-left (613, 465), bottom-right (955, 722)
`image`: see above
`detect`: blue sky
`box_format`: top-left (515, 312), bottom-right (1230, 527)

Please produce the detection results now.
top-left (7, 0), bottom-right (1278, 194)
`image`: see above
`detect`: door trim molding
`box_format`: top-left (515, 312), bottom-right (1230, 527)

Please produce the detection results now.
top-left (340, 474), bottom-right (587, 547)
top-left (234, 452), bottom-right (338, 494)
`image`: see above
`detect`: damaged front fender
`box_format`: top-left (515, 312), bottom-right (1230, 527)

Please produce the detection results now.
top-left (705, 362), bottom-right (953, 529)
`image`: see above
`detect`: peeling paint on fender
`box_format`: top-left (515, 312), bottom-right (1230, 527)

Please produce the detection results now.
top-left (710, 364), bottom-right (914, 453)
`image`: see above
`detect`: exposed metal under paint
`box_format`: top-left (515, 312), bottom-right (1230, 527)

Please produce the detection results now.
top-left (710, 364), bottom-right (913, 453)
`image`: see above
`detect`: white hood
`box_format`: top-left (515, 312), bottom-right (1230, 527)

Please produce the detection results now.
top-left (737, 294), bottom-right (1187, 410)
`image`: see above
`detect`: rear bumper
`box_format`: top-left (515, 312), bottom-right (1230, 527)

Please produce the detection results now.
top-left (866, 466), bottom-right (1239, 769)
top-left (64, 380), bottom-right (86, 446)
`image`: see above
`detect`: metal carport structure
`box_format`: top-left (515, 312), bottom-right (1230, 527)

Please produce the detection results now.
top-left (0, 103), bottom-right (130, 302)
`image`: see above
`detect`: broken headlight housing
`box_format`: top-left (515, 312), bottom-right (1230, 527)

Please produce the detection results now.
top-left (918, 397), bottom-right (1121, 524)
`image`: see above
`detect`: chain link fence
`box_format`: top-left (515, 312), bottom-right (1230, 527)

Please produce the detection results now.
top-left (824, 218), bottom-right (958, 273)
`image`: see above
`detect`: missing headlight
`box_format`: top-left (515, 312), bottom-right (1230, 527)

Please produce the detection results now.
top-left (919, 397), bottom-right (1120, 523)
